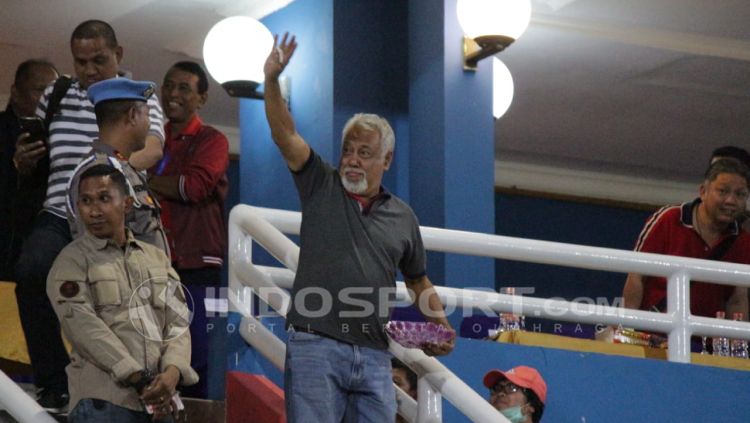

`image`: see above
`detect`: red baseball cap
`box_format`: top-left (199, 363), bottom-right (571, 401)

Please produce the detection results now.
top-left (483, 365), bottom-right (547, 404)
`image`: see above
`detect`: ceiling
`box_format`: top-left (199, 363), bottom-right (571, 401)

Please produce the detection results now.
top-left (497, 0), bottom-right (750, 190)
top-left (1, 0), bottom-right (748, 202)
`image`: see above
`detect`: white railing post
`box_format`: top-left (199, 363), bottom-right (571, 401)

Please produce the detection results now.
top-left (417, 377), bottom-right (442, 423)
top-left (228, 207), bottom-right (246, 314)
top-left (0, 371), bottom-right (57, 423)
top-left (667, 270), bottom-right (692, 362)
top-left (239, 314), bottom-right (286, 370)
top-left (395, 386), bottom-right (419, 422)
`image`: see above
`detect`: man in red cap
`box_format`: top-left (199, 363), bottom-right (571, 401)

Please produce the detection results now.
top-left (482, 365), bottom-right (546, 423)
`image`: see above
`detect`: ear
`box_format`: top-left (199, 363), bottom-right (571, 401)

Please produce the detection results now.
top-left (699, 182), bottom-right (707, 201)
top-left (198, 91), bottom-right (208, 109)
top-left (127, 104), bottom-right (139, 126)
top-left (383, 150), bottom-right (393, 171)
top-left (123, 195), bottom-right (134, 214)
top-left (115, 45), bottom-right (124, 64)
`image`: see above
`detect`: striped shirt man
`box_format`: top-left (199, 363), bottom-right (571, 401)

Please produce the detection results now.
top-left (36, 78), bottom-right (164, 218)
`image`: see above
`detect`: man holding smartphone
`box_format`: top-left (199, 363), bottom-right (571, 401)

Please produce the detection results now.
top-left (0, 59), bottom-right (57, 280)
top-left (13, 20), bottom-right (166, 414)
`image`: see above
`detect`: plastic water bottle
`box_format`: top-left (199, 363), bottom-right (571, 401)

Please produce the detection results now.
top-left (700, 336), bottom-right (709, 355)
top-left (498, 287), bottom-right (525, 332)
top-left (508, 314), bottom-right (521, 331)
top-left (712, 311), bottom-right (730, 357)
top-left (730, 312), bottom-right (748, 359)
top-left (498, 312), bottom-right (508, 332)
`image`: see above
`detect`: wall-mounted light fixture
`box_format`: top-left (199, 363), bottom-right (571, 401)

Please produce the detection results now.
top-left (457, 0), bottom-right (531, 71)
top-left (492, 58), bottom-right (514, 119)
top-left (203, 16), bottom-right (274, 98)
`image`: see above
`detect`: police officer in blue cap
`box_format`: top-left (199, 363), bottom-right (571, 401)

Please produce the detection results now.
top-left (66, 78), bottom-right (169, 254)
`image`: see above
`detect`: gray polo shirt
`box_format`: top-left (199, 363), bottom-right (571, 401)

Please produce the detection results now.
top-left (287, 150), bottom-right (426, 350)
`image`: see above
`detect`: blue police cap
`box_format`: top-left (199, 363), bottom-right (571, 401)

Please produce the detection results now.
top-left (87, 78), bottom-right (155, 106)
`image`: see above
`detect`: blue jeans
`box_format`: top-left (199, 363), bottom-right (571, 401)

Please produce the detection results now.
top-left (284, 331), bottom-right (395, 423)
top-left (68, 399), bottom-right (174, 423)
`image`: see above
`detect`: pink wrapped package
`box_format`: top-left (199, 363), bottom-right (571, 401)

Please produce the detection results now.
top-left (385, 321), bottom-right (453, 349)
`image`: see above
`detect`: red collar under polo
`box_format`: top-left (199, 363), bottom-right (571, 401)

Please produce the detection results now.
top-left (345, 187), bottom-right (391, 215)
top-left (165, 114), bottom-right (202, 141)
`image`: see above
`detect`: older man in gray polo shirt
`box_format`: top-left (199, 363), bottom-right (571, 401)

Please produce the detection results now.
top-left (263, 33), bottom-right (455, 423)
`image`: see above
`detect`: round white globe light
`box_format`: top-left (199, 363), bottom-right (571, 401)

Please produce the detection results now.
top-left (457, 0), bottom-right (532, 40)
top-left (492, 58), bottom-right (514, 119)
top-left (203, 16), bottom-right (274, 85)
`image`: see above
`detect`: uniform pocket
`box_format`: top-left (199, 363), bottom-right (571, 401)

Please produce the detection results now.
top-left (148, 267), bottom-right (169, 309)
top-left (88, 265), bottom-right (121, 306)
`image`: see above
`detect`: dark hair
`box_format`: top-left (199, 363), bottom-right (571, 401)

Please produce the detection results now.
top-left (169, 61), bottom-right (209, 94)
top-left (94, 100), bottom-right (144, 127)
top-left (524, 389), bottom-right (545, 423)
top-left (78, 164), bottom-right (129, 196)
top-left (391, 358), bottom-right (417, 393)
top-left (70, 19), bottom-right (118, 49)
top-left (14, 59), bottom-right (58, 84)
top-left (710, 146), bottom-right (750, 169)
top-left (704, 158), bottom-right (750, 186)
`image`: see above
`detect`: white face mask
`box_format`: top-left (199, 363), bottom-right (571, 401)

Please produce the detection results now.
top-left (500, 405), bottom-right (526, 423)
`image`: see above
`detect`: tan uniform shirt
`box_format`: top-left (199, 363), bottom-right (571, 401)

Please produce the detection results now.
top-left (66, 141), bottom-right (170, 255)
top-left (46, 230), bottom-right (197, 412)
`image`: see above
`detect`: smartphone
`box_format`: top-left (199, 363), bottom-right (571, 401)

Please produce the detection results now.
top-left (18, 116), bottom-right (46, 143)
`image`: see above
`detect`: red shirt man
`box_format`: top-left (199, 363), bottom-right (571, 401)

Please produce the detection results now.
top-left (149, 62), bottom-right (228, 272)
top-left (623, 159), bottom-right (750, 318)
top-left (148, 61), bottom-right (228, 399)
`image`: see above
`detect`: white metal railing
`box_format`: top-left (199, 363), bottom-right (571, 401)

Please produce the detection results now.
top-left (228, 205), bottom-right (750, 423)
top-left (0, 371), bottom-right (57, 423)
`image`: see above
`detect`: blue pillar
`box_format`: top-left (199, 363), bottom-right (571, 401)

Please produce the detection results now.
top-left (235, 0), bottom-right (497, 382)
top-left (332, 0), bottom-right (410, 198)
top-left (409, 0), bottom-right (496, 289)
top-left (242, 0), bottom-right (335, 211)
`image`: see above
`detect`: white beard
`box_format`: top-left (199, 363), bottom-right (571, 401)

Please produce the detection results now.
top-left (341, 167), bottom-right (368, 194)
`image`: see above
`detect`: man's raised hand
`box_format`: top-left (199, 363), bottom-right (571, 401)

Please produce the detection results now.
top-left (264, 32), bottom-right (298, 80)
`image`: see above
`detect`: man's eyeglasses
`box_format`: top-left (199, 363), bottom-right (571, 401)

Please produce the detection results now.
top-left (490, 382), bottom-right (524, 396)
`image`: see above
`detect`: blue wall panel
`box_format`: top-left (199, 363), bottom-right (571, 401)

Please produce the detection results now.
top-left (409, 0), bottom-right (495, 289)
top-left (408, 0), bottom-right (448, 285)
top-left (440, 338), bottom-right (750, 422)
top-left (242, 0), bottom-right (335, 211)
top-left (333, 0), bottom-right (410, 199)
top-left (495, 193), bottom-right (653, 301)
